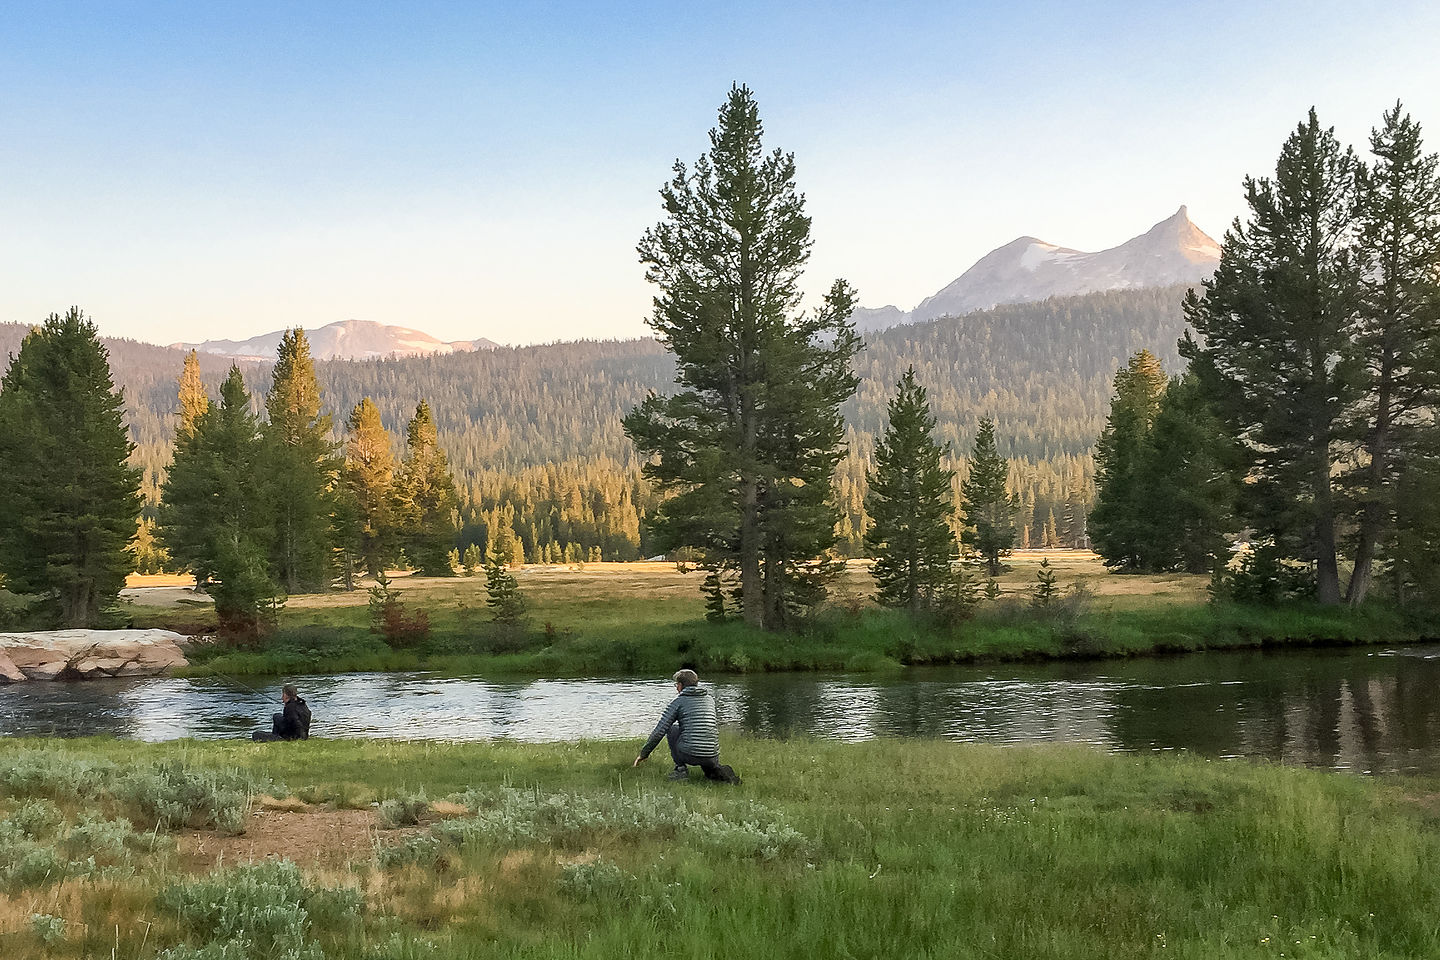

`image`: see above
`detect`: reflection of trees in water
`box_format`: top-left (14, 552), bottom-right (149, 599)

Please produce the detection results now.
top-left (725, 677), bottom-right (832, 738)
top-left (1107, 652), bottom-right (1440, 774)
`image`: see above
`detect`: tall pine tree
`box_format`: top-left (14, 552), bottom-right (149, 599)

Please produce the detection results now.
top-left (960, 417), bottom-right (1016, 576)
top-left (341, 397), bottom-right (397, 579)
top-left (865, 368), bottom-right (957, 614)
top-left (1132, 373), bottom-right (1238, 572)
top-left (0, 308), bottom-right (142, 627)
top-left (1184, 109), bottom-right (1363, 604)
top-left (159, 366), bottom-right (277, 634)
top-left (622, 85), bottom-right (861, 630)
top-left (263, 328), bottom-right (338, 593)
top-left (396, 400), bottom-right (459, 576)
top-left (1089, 350), bottom-right (1168, 570)
top-left (1342, 103), bottom-right (1440, 603)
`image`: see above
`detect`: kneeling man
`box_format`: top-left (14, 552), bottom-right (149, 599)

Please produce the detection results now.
top-left (633, 669), bottom-right (736, 782)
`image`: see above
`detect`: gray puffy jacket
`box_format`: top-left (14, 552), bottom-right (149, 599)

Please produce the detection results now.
top-left (640, 686), bottom-right (719, 759)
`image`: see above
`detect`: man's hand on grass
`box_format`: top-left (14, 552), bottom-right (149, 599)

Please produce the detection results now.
top-left (633, 754), bottom-right (647, 767)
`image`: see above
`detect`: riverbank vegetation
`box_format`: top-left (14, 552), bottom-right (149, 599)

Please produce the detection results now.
top-left (114, 557), bottom-right (1432, 679)
top-left (2, 737), bottom-right (1437, 959)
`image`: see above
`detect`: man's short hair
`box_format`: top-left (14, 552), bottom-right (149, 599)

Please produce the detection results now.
top-left (282, 684), bottom-right (299, 699)
top-left (672, 669), bottom-right (699, 688)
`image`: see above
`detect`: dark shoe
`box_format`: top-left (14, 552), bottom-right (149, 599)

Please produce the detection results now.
top-left (667, 766), bottom-right (689, 781)
top-left (705, 764), bottom-right (742, 785)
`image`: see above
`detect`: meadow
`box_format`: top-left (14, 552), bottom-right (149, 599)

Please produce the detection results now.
top-left (119, 553), bottom-right (1432, 679)
top-left (1, 737), bottom-right (1436, 959)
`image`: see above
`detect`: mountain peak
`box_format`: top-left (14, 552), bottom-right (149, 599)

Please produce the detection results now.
top-left (173, 319), bottom-right (499, 362)
top-left (852, 207), bottom-right (1221, 332)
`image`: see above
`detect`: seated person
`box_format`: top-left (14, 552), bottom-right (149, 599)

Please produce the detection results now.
top-left (251, 684), bottom-right (311, 741)
top-left (632, 669), bottom-right (737, 782)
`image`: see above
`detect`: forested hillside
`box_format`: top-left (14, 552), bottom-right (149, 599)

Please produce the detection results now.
top-left (0, 284), bottom-right (1192, 563)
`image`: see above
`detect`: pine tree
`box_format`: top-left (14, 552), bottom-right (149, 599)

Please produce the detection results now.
top-left (395, 401), bottom-right (459, 577)
top-left (864, 368), bottom-right (957, 614)
top-left (0, 308), bottom-right (142, 627)
top-left (960, 418), bottom-right (1016, 576)
top-left (462, 543), bottom-right (482, 576)
top-left (341, 397), bottom-right (396, 579)
top-left (1090, 350), bottom-right (1168, 570)
top-left (484, 536), bottom-right (526, 624)
top-left (263, 329), bottom-right (338, 593)
top-left (158, 366), bottom-right (277, 634)
top-left (1032, 557), bottom-right (1059, 608)
top-left (1183, 109), bottom-right (1363, 604)
top-left (1132, 374), bottom-right (1238, 573)
top-left (130, 517), bottom-right (170, 575)
top-left (1342, 103), bottom-right (1440, 603)
top-left (177, 349), bottom-right (208, 438)
top-left (622, 85), bottom-right (862, 630)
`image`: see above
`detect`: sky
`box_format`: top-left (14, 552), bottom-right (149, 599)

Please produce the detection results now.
top-left (4, 1), bottom-right (1440, 347)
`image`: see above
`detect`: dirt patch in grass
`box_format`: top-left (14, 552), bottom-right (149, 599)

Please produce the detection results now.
top-left (177, 805), bottom-right (406, 870)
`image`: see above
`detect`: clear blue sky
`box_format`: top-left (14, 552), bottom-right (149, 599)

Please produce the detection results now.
top-left (4, 1), bottom-right (1439, 346)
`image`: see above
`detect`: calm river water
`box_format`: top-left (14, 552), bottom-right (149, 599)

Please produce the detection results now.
top-left (3, 644), bottom-right (1438, 775)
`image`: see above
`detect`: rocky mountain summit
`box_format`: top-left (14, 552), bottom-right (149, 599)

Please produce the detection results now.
top-left (851, 207), bottom-right (1220, 332)
top-left (174, 318), bottom-right (499, 362)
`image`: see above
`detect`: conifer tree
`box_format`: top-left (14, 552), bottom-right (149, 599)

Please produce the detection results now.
top-left (1133, 374), bottom-right (1238, 573)
top-left (462, 543), bottom-right (482, 576)
top-left (0, 308), bottom-right (142, 626)
top-left (1342, 103), bottom-right (1440, 603)
top-left (1090, 350), bottom-right (1168, 569)
top-left (1184, 109), bottom-right (1363, 604)
top-left (864, 368), bottom-right (957, 614)
top-left (263, 329), bottom-right (338, 593)
top-left (622, 85), bottom-right (862, 630)
top-left (1032, 557), bottom-right (1059, 607)
top-left (395, 400), bottom-right (459, 576)
top-left (341, 397), bottom-right (396, 579)
top-left (960, 418), bottom-right (1016, 576)
top-left (177, 349), bottom-right (208, 438)
top-left (159, 366), bottom-right (277, 634)
top-left (484, 533), bottom-right (526, 624)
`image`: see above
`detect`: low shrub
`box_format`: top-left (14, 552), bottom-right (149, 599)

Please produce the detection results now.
top-left (377, 792), bottom-right (430, 829)
top-left (158, 860), bottom-right (361, 960)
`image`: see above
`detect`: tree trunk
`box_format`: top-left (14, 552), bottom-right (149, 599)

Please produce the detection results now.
top-left (739, 476), bottom-right (762, 628)
top-left (1347, 342), bottom-right (1396, 606)
top-left (1313, 447), bottom-right (1342, 605)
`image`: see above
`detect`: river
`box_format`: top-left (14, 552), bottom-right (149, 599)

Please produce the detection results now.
top-left (2, 644), bottom-right (1438, 775)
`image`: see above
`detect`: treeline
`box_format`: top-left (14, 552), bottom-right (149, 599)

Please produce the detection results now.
top-left (1089, 104), bottom-right (1440, 607)
top-left (2, 283), bottom-right (1189, 565)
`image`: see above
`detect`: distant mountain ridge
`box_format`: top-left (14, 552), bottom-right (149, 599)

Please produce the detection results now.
top-left (851, 206), bottom-right (1220, 332)
top-left (173, 318), bottom-right (499, 361)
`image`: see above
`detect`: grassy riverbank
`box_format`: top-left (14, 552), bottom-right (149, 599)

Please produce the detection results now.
top-left (118, 556), bottom-right (1435, 679)
top-left (2, 738), bottom-right (1437, 959)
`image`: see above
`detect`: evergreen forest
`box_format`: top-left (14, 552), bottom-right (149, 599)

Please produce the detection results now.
top-left (0, 283), bottom-right (1185, 568)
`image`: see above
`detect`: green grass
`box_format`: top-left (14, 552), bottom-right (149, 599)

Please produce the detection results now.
top-left (169, 596), bottom-right (1430, 680)
top-left (120, 559), bottom-right (1436, 679)
top-left (1, 737), bottom-right (1438, 959)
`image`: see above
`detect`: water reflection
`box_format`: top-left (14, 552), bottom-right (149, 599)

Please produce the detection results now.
top-left (2, 645), bottom-right (1437, 775)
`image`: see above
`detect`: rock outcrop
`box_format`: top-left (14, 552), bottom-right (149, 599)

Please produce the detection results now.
top-left (0, 629), bottom-right (189, 682)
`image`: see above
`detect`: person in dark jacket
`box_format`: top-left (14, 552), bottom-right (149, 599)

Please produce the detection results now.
top-left (251, 684), bottom-right (311, 741)
top-left (633, 669), bottom-right (736, 782)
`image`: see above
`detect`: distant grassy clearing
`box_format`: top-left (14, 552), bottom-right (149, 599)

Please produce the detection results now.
top-left (2, 737), bottom-right (1437, 959)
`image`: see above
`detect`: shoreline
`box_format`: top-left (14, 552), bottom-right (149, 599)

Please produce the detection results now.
top-left (171, 601), bottom-right (1433, 679)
